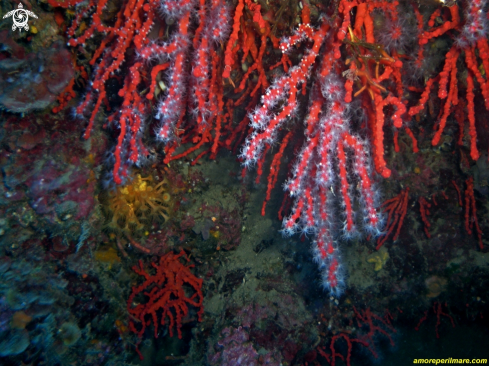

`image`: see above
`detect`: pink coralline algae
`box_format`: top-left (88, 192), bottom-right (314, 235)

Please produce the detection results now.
top-left (25, 162), bottom-right (95, 221)
top-left (208, 326), bottom-right (282, 365)
top-left (208, 326), bottom-right (259, 366)
top-left (0, 34), bottom-right (73, 114)
top-left (1, 114), bottom-right (105, 232)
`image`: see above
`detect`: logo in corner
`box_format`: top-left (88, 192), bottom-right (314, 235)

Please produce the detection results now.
top-left (2, 3), bottom-right (38, 32)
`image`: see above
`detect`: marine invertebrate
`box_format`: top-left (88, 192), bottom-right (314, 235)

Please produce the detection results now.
top-left (99, 173), bottom-right (173, 251)
top-left (127, 250), bottom-right (203, 359)
top-left (425, 276), bottom-right (447, 299)
top-left (367, 247), bottom-right (390, 271)
top-left (58, 322), bottom-right (81, 346)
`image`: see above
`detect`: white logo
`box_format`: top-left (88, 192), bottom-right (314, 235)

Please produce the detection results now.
top-left (2, 3), bottom-right (38, 32)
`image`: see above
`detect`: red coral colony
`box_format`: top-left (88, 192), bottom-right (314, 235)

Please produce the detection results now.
top-left (127, 250), bottom-right (203, 359)
top-left (0, 0), bottom-right (488, 364)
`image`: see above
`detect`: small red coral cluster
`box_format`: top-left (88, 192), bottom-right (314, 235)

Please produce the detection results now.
top-left (127, 250), bottom-right (203, 359)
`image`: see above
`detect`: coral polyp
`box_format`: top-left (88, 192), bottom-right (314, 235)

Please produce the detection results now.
top-left (99, 174), bottom-right (172, 237)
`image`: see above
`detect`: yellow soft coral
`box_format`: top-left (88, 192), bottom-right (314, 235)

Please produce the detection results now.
top-left (99, 174), bottom-right (172, 237)
top-left (367, 247), bottom-right (389, 272)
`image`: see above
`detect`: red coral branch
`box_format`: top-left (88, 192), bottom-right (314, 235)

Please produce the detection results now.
top-left (376, 187), bottom-right (409, 250)
top-left (464, 177), bottom-right (483, 249)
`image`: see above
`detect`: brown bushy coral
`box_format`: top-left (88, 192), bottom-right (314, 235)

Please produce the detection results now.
top-left (99, 174), bottom-right (173, 238)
